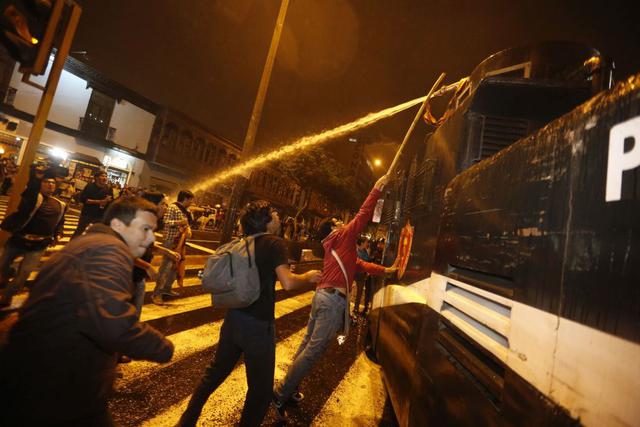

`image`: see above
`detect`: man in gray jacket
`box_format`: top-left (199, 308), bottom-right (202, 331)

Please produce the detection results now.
top-left (0, 196), bottom-right (174, 426)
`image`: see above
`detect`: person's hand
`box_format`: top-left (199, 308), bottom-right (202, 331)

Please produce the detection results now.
top-left (384, 266), bottom-right (398, 275)
top-left (305, 270), bottom-right (323, 283)
top-left (168, 251), bottom-right (181, 263)
top-left (145, 265), bottom-right (159, 281)
top-left (186, 226), bottom-right (193, 239)
top-left (374, 174), bottom-right (389, 191)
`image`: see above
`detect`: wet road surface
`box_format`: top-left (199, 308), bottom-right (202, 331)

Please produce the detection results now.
top-left (112, 283), bottom-right (398, 426)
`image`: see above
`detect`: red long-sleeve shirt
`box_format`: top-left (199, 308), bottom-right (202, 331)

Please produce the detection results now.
top-left (317, 187), bottom-right (385, 291)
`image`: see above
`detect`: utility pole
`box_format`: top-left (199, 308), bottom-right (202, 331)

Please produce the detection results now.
top-left (0, 0), bottom-right (82, 245)
top-left (220, 0), bottom-right (290, 243)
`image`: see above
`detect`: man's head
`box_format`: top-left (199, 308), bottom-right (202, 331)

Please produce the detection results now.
top-left (177, 190), bottom-right (195, 208)
top-left (142, 191), bottom-right (168, 217)
top-left (94, 170), bottom-right (108, 187)
top-left (102, 196), bottom-right (158, 257)
top-left (317, 216), bottom-right (344, 241)
top-left (40, 178), bottom-right (56, 197)
top-left (356, 236), bottom-right (368, 250)
top-left (240, 200), bottom-right (280, 235)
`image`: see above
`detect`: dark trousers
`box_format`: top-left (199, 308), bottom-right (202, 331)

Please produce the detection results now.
top-left (179, 310), bottom-right (275, 427)
top-left (354, 275), bottom-right (372, 314)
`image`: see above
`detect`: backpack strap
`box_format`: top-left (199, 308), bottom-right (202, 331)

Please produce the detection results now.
top-left (331, 248), bottom-right (351, 338)
top-left (243, 232), bottom-right (269, 268)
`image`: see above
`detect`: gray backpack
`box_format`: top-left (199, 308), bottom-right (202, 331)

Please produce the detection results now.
top-left (201, 233), bottom-right (267, 308)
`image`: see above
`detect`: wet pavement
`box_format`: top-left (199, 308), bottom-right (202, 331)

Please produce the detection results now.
top-left (111, 285), bottom-right (398, 426)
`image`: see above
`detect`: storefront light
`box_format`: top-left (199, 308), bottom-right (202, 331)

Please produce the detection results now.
top-left (50, 147), bottom-right (68, 160)
top-left (104, 154), bottom-right (129, 170)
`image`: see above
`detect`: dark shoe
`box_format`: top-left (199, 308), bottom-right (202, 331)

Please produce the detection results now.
top-left (152, 294), bottom-right (164, 305)
top-left (272, 393), bottom-right (288, 422)
top-left (118, 354), bottom-right (132, 364)
top-left (162, 290), bottom-right (180, 298)
top-left (291, 391), bottom-right (304, 404)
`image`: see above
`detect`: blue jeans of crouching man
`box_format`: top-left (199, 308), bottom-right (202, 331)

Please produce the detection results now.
top-left (276, 288), bottom-right (346, 402)
top-left (179, 309), bottom-right (276, 427)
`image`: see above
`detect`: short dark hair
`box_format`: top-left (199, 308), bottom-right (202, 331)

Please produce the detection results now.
top-left (102, 196), bottom-right (158, 226)
top-left (177, 190), bottom-right (195, 203)
top-left (94, 169), bottom-right (107, 178)
top-left (356, 236), bottom-right (368, 246)
top-left (240, 200), bottom-right (272, 235)
top-left (142, 190), bottom-right (165, 206)
top-left (317, 216), bottom-right (339, 241)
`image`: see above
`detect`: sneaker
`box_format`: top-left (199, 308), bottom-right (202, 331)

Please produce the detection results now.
top-left (291, 391), bottom-right (304, 404)
top-left (272, 393), bottom-right (288, 422)
top-left (162, 290), bottom-right (180, 298)
top-left (151, 294), bottom-right (164, 305)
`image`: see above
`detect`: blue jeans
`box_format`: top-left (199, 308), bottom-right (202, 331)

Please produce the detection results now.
top-left (276, 288), bottom-right (346, 402)
top-left (153, 242), bottom-right (177, 296)
top-left (0, 240), bottom-right (45, 303)
top-left (179, 310), bottom-right (275, 427)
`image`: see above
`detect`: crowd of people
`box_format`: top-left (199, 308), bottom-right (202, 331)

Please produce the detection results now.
top-left (0, 157), bottom-right (396, 425)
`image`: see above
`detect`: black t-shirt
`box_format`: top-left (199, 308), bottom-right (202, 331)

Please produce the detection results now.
top-left (239, 234), bottom-right (289, 321)
top-left (79, 183), bottom-right (114, 219)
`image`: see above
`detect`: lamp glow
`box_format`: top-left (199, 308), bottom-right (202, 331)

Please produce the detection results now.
top-left (50, 147), bottom-right (68, 160)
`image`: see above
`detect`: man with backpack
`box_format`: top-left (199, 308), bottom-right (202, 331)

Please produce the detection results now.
top-left (178, 200), bottom-right (322, 427)
top-left (273, 174), bottom-right (397, 419)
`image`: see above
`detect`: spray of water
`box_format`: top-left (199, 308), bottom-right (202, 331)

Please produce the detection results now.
top-left (190, 95), bottom-right (427, 193)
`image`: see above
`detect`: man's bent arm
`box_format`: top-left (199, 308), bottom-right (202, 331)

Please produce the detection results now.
top-left (276, 265), bottom-right (321, 291)
top-left (78, 244), bottom-right (173, 362)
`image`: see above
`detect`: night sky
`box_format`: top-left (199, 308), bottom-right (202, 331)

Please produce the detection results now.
top-left (72, 0), bottom-right (640, 164)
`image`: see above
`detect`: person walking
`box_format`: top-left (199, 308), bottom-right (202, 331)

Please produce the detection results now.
top-left (72, 170), bottom-right (113, 238)
top-left (152, 189), bottom-right (194, 304)
top-left (353, 236), bottom-right (371, 317)
top-left (0, 164), bottom-right (66, 307)
top-left (0, 197), bottom-right (174, 426)
top-left (131, 191), bottom-right (180, 316)
top-left (273, 175), bottom-right (397, 419)
top-left (177, 200), bottom-right (321, 427)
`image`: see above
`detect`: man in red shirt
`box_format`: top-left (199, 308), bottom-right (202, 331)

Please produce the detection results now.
top-left (274, 175), bottom-right (396, 418)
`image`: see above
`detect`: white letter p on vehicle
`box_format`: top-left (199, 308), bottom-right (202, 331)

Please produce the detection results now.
top-left (606, 116), bottom-right (640, 202)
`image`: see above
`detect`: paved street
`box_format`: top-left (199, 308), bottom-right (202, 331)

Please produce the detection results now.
top-left (0, 196), bottom-right (397, 426)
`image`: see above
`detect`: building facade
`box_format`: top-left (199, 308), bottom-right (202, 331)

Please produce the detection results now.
top-left (144, 108), bottom-right (241, 203)
top-left (0, 47), bottom-right (343, 228)
top-left (0, 51), bottom-right (156, 190)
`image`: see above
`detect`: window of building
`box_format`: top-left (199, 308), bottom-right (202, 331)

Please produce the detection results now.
top-left (82, 89), bottom-right (115, 140)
